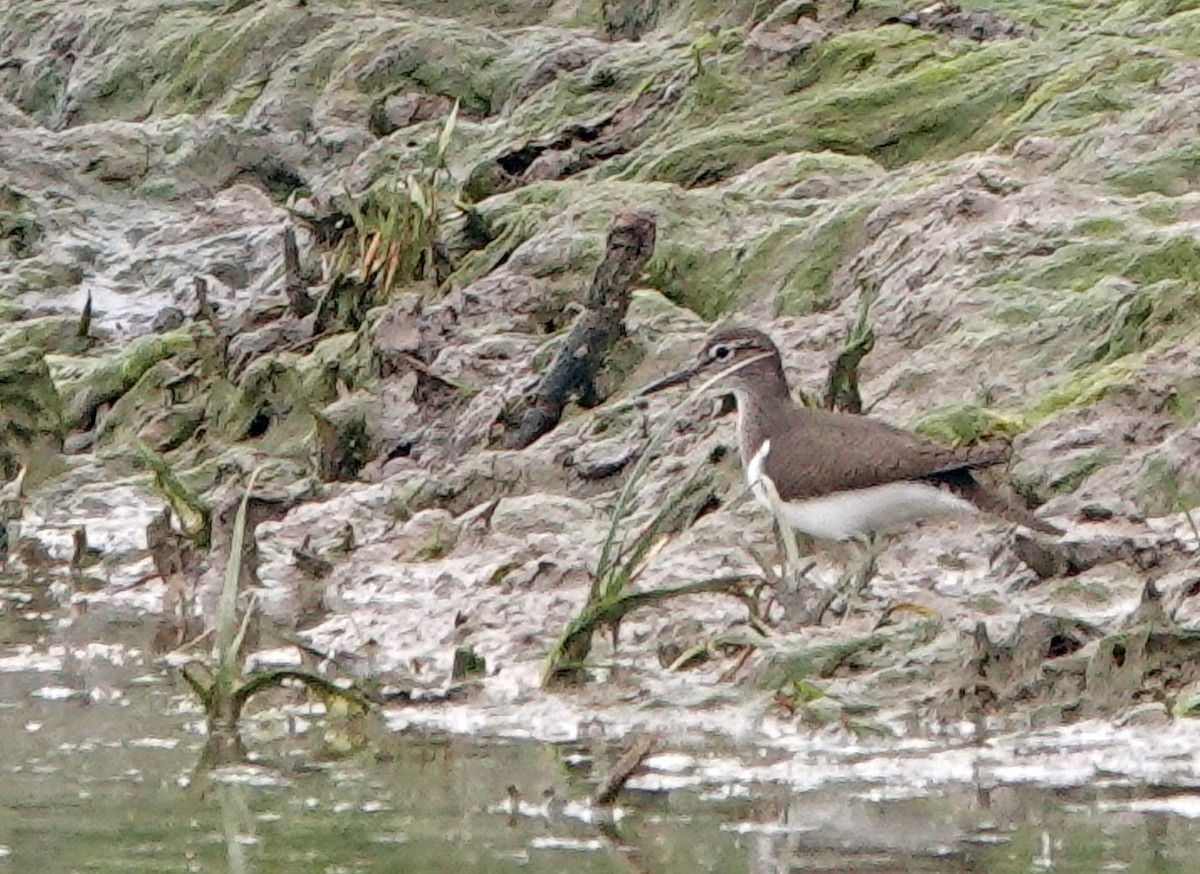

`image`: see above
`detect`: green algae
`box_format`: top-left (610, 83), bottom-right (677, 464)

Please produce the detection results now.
top-left (1126, 235), bottom-right (1200, 285)
top-left (1013, 451), bottom-right (1116, 505)
top-left (340, 24), bottom-right (508, 115)
top-left (207, 355), bottom-right (319, 457)
top-left (50, 331), bottom-right (199, 430)
top-left (913, 403), bottom-right (1027, 446)
top-left (1166, 376), bottom-right (1200, 421)
top-left (0, 317), bottom-right (81, 357)
top-left (0, 347), bottom-right (64, 481)
top-left (0, 185), bottom-right (40, 260)
top-left (1025, 356), bottom-right (1143, 424)
top-left (770, 203), bottom-right (871, 316)
top-left (1139, 453), bottom-right (1200, 517)
top-left (1003, 44), bottom-right (1170, 137)
top-left (149, 6), bottom-right (307, 113)
top-left (1137, 198), bottom-right (1184, 225)
top-left (1109, 144), bottom-right (1200, 197)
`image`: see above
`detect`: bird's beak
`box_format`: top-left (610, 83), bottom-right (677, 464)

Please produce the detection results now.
top-left (638, 362), bottom-right (699, 396)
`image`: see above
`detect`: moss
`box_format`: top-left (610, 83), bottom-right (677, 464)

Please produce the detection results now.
top-left (1073, 217), bottom-right (1125, 238)
top-left (1125, 235), bottom-right (1200, 285)
top-left (1137, 198), bottom-right (1183, 225)
top-left (1107, 144), bottom-right (1200, 196)
top-left (1139, 454), bottom-right (1200, 517)
top-left (771, 204), bottom-right (871, 316)
top-left (1167, 376), bottom-right (1200, 421)
top-left (0, 347), bottom-right (64, 481)
top-left (226, 76), bottom-right (269, 119)
top-left (1024, 357), bottom-right (1142, 423)
top-left (913, 404), bottom-right (1027, 446)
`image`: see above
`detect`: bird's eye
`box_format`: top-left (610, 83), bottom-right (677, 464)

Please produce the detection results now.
top-left (711, 344), bottom-right (732, 361)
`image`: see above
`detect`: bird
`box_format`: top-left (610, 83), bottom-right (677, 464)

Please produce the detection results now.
top-left (639, 325), bottom-right (1061, 556)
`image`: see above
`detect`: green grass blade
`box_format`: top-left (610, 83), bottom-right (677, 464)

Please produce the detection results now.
top-left (214, 466), bottom-right (263, 703)
top-left (592, 351), bottom-right (772, 595)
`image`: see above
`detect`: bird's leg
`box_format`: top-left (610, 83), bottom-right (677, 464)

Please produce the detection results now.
top-left (743, 464), bottom-right (807, 593)
top-left (767, 499), bottom-right (829, 626)
top-left (773, 517), bottom-right (805, 595)
top-left (849, 532), bottom-right (881, 599)
top-left (817, 533), bottom-right (882, 623)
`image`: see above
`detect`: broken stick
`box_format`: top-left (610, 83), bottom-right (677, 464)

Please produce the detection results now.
top-left (282, 225), bottom-right (315, 318)
top-left (505, 207), bottom-right (657, 449)
top-left (593, 735), bottom-right (659, 807)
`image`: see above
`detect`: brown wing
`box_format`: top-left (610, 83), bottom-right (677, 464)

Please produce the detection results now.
top-left (760, 406), bottom-right (1008, 501)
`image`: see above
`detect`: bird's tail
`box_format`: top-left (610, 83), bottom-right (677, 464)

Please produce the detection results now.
top-left (951, 474), bottom-right (1063, 536)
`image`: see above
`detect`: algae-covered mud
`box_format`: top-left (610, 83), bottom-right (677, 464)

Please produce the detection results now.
top-left (3, 0), bottom-right (1200, 866)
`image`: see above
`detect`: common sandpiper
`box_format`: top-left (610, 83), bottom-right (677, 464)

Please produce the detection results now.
top-left (640, 326), bottom-right (1061, 569)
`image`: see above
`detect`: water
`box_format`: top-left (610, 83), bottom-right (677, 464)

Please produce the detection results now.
top-left (3, 658), bottom-right (1200, 873)
top-left (5, 568), bottom-right (1200, 874)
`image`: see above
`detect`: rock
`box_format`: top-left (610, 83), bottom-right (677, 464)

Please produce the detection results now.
top-left (503, 42), bottom-right (607, 112)
top-left (451, 645), bottom-right (486, 680)
top-left (890, 4), bottom-right (1030, 40)
top-left (601, 0), bottom-right (660, 41)
top-left (59, 122), bottom-right (151, 183)
top-left (1008, 524), bottom-right (1182, 582)
top-left (5, 0), bottom-right (1200, 753)
top-left (151, 306), bottom-right (186, 333)
top-left (369, 297), bottom-right (424, 377)
top-left (1115, 702), bottom-right (1170, 728)
top-left (135, 404), bottom-right (204, 452)
top-left (1077, 503), bottom-right (1115, 522)
top-left (226, 317), bottom-right (312, 379)
top-left (564, 434), bottom-right (639, 480)
top-left (370, 92), bottom-right (455, 137)
top-left (391, 508), bottom-right (458, 557)
top-left (62, 429), bottom-right (94, 455)
top-left (746, 1), bottom-right (827, 65)
top-left (490, 494), bottom-right (600, 540)
top-left (1010, 531), bottom-right (1069, 580)
top-left (311, 392), bottom-right (376, 483)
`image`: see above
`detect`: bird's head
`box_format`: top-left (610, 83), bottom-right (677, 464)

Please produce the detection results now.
top-left (639, 326), bottom-right (788, 399)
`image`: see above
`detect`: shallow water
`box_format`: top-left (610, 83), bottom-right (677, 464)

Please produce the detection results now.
top-left (4, 582), bottom-right (1200, 874)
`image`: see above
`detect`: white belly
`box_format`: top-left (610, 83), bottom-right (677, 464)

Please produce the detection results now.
top-left (744, 440), bottom-right (977, 541)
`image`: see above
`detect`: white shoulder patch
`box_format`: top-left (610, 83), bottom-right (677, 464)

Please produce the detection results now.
top-left (746, 438), bottom-right (772, 506)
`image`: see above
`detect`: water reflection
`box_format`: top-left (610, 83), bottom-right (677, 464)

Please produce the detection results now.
top-left (2, 703), bottom-right (1200, 874)
top-left (3, 573), bottom-right (1200, 873)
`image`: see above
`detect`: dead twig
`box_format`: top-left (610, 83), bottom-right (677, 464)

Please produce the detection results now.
top-left (76, 290), bottom-right (92, 339)
top-left (594, 736), bottom-right (658, 807)
top-left (283, 225), bottom-right (316, 318)
top-left (717, 644), bottom-right (756, 683)
top-left (504, 208), bottom-right (657, 449)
